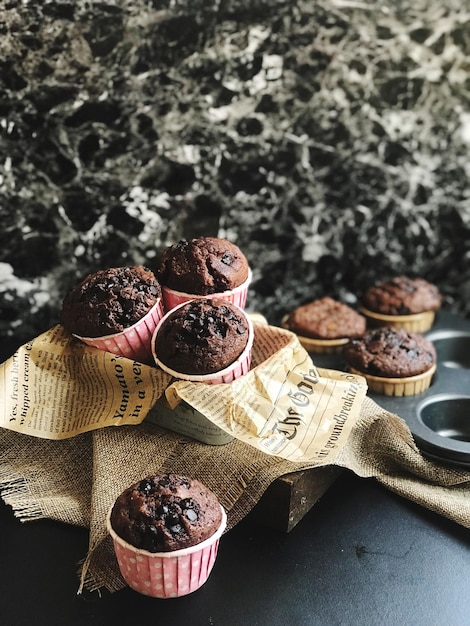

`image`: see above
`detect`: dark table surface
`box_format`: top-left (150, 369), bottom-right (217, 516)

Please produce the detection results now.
top-left (1, 313), bottom-right (469, 626)
top-left (1, 471), bottom-right (468, 626)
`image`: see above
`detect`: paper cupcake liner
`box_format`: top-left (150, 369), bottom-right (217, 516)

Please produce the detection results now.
top-left (281, 315), bottom-right (350, 354)
top-left (359, 307), bottom-right (436, 333)
top-left (161, 268), bottom-right (252, 312)
top-left (296, 336), bottom-right (350, 354)
top-left (74, 299), bottom-right (165, 365)
top-left (107, 505), bottom-right (227, 599)
top-left (349, 363), bottom-right (436, 397)
top-left (152, 301), bottom-right (254, 384)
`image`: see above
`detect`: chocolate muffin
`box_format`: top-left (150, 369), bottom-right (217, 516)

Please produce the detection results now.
top-left (156, 237), bottom-right (249, 295)
top-left (61, 265), bottom-right (161, 337)
top-left (361, 276), bottom-right (442, 315)
top-left (343, 327), bottom-right (436, 379)
top-left (110, 474), bottom-right (223, 553)
top-left (153, 298), bottom-right (250, 376)
top-left (285, 297), bottom-right (366, 340)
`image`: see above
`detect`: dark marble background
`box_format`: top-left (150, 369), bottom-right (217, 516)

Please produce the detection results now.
top-left (1, 0), bottom-right (469, 344)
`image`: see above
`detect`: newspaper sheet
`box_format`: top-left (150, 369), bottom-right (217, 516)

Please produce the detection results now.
top-left (0, 322), bottom-right (367, 462)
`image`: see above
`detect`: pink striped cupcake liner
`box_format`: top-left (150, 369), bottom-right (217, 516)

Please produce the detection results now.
top-left (161, 268), bottom-right (252, 312)
top-left (74, 298), bottom-right (165, 365)
top-left (151, 301), bottom-right (254, 384)
top-left (107, 505), bottom-right (227, 599)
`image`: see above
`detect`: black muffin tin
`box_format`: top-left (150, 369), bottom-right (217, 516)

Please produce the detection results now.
top-left (312, 310), bottom-right (470, 468)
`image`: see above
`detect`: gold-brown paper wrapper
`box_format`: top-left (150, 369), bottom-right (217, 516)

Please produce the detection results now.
top-left (281, 314), bottom-right (351, 354)
top-left (348, 364), bottom-right (436, 397)
top-left (360, 307), bottom-right (436, 333)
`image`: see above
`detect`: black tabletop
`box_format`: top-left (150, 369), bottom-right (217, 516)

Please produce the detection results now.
top-left (1, 470), bottom-right (469, 626)
top-left (1, 315), bottom-right (469, 626)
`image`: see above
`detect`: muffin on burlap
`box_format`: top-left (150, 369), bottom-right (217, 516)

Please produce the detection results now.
top-left (107, 473), bottom-right (226, 598)
top-left (152, 297), bottom-right (253, 383)
top-left (60, 265), bottom-right (164, 364)
top-left (282, 297), bottom-right (366, 353)
top-left (343, 326), bottom-right (437, 396)
top-left (110, 474), bottom-right (223, 552)
top-left (360, 276), bottom-right (442, 332)
top-left (156, 237), bottom-right (251, 310)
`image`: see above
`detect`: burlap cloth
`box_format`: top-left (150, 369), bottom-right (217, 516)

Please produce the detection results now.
top-left (0, 392), bottom-right (469, 593)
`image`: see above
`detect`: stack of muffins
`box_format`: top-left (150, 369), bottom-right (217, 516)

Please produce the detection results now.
top-left (152, 237), bottom-right (253, 384)
top-left (282, 275), bottom-right (441, 397)
top-left (60, 236), bottom-right (253, 383)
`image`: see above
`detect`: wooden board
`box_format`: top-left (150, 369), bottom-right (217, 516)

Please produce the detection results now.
top-left (253, 466), bottom-right (343, 532)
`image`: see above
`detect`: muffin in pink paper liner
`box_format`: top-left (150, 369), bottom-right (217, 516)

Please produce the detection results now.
top-left (75, 298), bottom-right (164, 365)
top-left (156, 237), bottom-right (251, 311)
top-left (151, 298), bottom-right (254, 384)
top-left (161, 267), bottom-right (251, 312)
top-left (107, 474), bottom-right (227, 598)
top-left (60, 265), bottom-right (164, 364)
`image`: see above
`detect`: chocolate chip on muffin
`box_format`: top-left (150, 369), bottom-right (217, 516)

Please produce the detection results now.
top-left (109, 473), bottom-right (223, 552)
top-left (156, 237), bottom-right (249, 296)
top-left (361, 276), bottom-right (442, 316)
top-left (343, 327), bottom-right (436, 378)
top-left (153, 298), bottom-right (250, 375)
top-left (61, 265), bottom-right (161, 337)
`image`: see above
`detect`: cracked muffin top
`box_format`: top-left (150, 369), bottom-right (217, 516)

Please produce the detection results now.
top-left (156, 237), bottom-right (249, 295)
top-left (285, 297), bottom-right (366, 339)
top-left (153, 297), bottom-right (249, 375)
top-left (361, 276), bottom-right (442, 315)
top-left (110, 474), bottom-right (223, 552)
top-left (343, 327), bottom-right (436, 378)
top-left (60, 265), bottom-right (161, 337)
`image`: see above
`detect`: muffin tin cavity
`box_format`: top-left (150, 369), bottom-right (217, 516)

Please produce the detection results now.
top-left (418, 395), bottom-right (470, 443)
top-left (426, 330), bottom-right (470, 370)
top-left (312, 311), bottom-right (470, 468)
